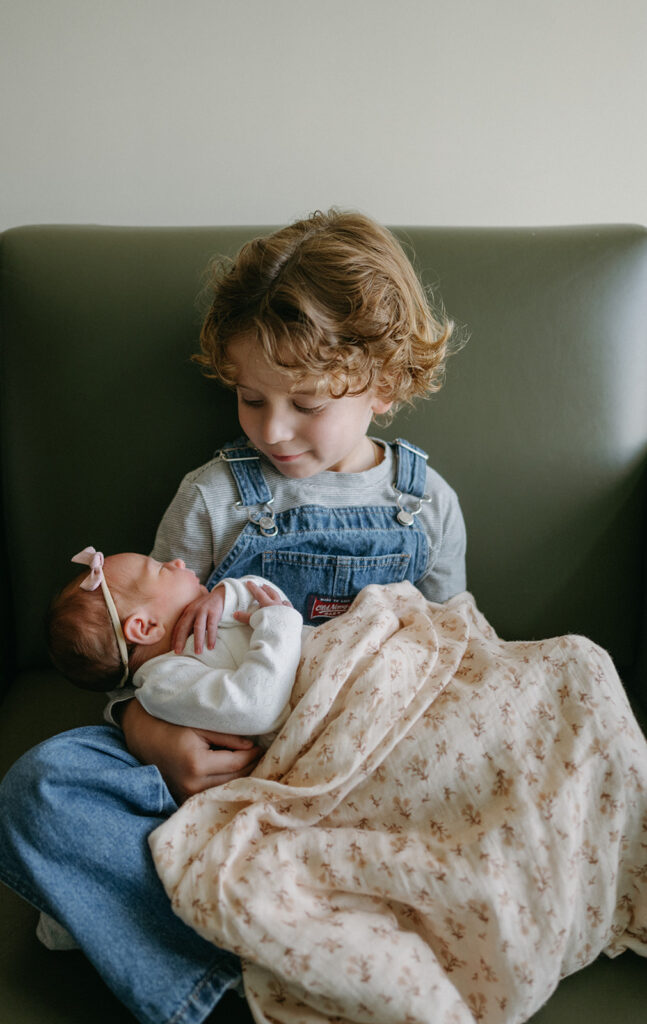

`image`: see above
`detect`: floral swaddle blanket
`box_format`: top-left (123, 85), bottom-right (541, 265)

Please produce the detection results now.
top-left (150, 583), bottom-right (647, 1024)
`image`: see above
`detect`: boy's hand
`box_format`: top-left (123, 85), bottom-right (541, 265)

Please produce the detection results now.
top-left (121, 699), bottom-right (261, 803)
top-left (233, 580), bottom-right (293, 625)
top-left (171, 584), bottom-right (225, 654)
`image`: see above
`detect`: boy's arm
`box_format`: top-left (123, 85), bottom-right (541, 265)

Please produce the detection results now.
top-left (135, 603), bottom-right (302, 737)
top-left (120, 700), bottom-right (261, 803)
top-left (151, 474), bottom-right (215, 584)
top-left (418, 486), bottom-right (467, 602)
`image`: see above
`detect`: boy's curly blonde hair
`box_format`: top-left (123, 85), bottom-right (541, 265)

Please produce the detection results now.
top-left (195, 210), bottom-right (457, 412)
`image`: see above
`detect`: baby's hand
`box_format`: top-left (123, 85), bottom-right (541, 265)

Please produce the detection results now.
top-left (233, 580), bottom-right (293, 625)
top-left (172, 584), bottom-right (225, 655)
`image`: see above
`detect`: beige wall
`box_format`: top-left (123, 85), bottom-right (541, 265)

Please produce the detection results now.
top-left (2, 0), bottom-right (646, 228)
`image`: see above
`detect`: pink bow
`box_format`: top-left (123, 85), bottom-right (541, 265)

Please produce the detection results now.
top-left (71, 546), bottom-right (105, 591)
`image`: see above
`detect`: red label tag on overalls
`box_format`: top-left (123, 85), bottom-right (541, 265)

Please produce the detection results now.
top-left (307, 595), bottom-right (353, 620)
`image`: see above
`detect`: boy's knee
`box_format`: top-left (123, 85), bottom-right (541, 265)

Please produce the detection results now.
top-left (0, 726), bottom-right (129, 814)
top-left (0, 726), bottom-right (144, 858)
top-left (0, 739), bottom-right (65, 854)
top-left (0, 724), bottom-right (173, 863)
top-left (0, 736), bottom-right (63, 804)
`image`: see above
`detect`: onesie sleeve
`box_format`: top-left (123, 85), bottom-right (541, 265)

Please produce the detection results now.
top-left (218, 575), bottom-right (292, 624)
top-left (103, 687), bottom-right (135, 726)
top-left (134, 604), bottom-right (302, 737)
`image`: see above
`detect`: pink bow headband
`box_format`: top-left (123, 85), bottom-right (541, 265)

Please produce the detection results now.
top-left (72, 547), bottom-right (129, 687)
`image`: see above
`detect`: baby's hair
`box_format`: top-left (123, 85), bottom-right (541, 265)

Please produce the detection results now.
top-left (46, 573), bottom-right (132, 692)
top-left (195, 209), bottom-right (459, 412)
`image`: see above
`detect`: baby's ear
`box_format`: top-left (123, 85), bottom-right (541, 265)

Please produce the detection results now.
top-left (123, 613), bottom-right (165, 647)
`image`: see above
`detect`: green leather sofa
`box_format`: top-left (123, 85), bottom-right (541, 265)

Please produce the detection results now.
top-left (1, 223), bottom-right (646, 1023)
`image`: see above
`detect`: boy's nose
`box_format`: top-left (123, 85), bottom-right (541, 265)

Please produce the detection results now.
top-left (167, 559), bottom-right (185, 570)
top-left (260, 409), bottom-right (294, 445)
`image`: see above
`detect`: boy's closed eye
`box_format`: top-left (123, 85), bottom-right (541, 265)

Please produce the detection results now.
top-left (239, 395), bottom-right (326, 416)
top-left (293, 401), bottom-right (326, 415)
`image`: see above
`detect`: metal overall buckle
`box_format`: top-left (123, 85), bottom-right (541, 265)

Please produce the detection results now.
top-left (216, 449), bottom-right (260, 463)
top-left (234, 498), bottom-right (278, 537)
top-left (392, 487), bottom-right (431, 526)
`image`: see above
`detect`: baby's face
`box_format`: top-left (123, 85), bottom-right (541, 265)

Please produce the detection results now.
top-left (105, 554), bottom-right (205, 622)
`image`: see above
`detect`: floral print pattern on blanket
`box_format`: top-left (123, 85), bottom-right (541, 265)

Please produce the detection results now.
top-left (149, 584), bottom-right (647, 1024)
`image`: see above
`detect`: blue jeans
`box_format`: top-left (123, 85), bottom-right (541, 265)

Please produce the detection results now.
top-left (0, 726), bottom-right (241, 1024)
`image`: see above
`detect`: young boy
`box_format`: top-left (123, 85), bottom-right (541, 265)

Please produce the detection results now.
top-left (117, 211), bottom-right (467, 803)
top-left (0, 210), bottom-right (467, 1024)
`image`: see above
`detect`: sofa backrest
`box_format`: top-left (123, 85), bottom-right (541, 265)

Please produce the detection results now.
top-left (1, 224), bottom-right (646, 705)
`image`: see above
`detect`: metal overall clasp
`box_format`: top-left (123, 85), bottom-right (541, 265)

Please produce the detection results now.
top-left (234, 498), bottom-right (278, 537)
top-left (392, 487), bottom-right (431, 526)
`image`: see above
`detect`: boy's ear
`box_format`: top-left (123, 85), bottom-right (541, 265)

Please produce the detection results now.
top-left (371, 379), bottom-right (394, 416)
top-left (123, 611), bottom-right (166, 647)
top-left (371, 395), bottom-right (393, 416)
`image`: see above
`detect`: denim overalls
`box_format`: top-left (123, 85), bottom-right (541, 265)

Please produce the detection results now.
top-left (206, 436), bottom-right (432, 625)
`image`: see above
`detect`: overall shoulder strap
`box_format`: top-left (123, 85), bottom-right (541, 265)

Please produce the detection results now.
top-left (392, 438), bottom-right (429, 498)
top-left (216, 436), bottom-right (273, 506)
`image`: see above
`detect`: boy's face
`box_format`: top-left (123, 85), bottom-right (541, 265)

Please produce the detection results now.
top-left (229, 336), bottom-right (392, 478)
top-left (105, 554), bottom-right (205, 623)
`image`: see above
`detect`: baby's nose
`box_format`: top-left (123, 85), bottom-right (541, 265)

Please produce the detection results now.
top-left (169, 558), bottom-right (185, 570)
